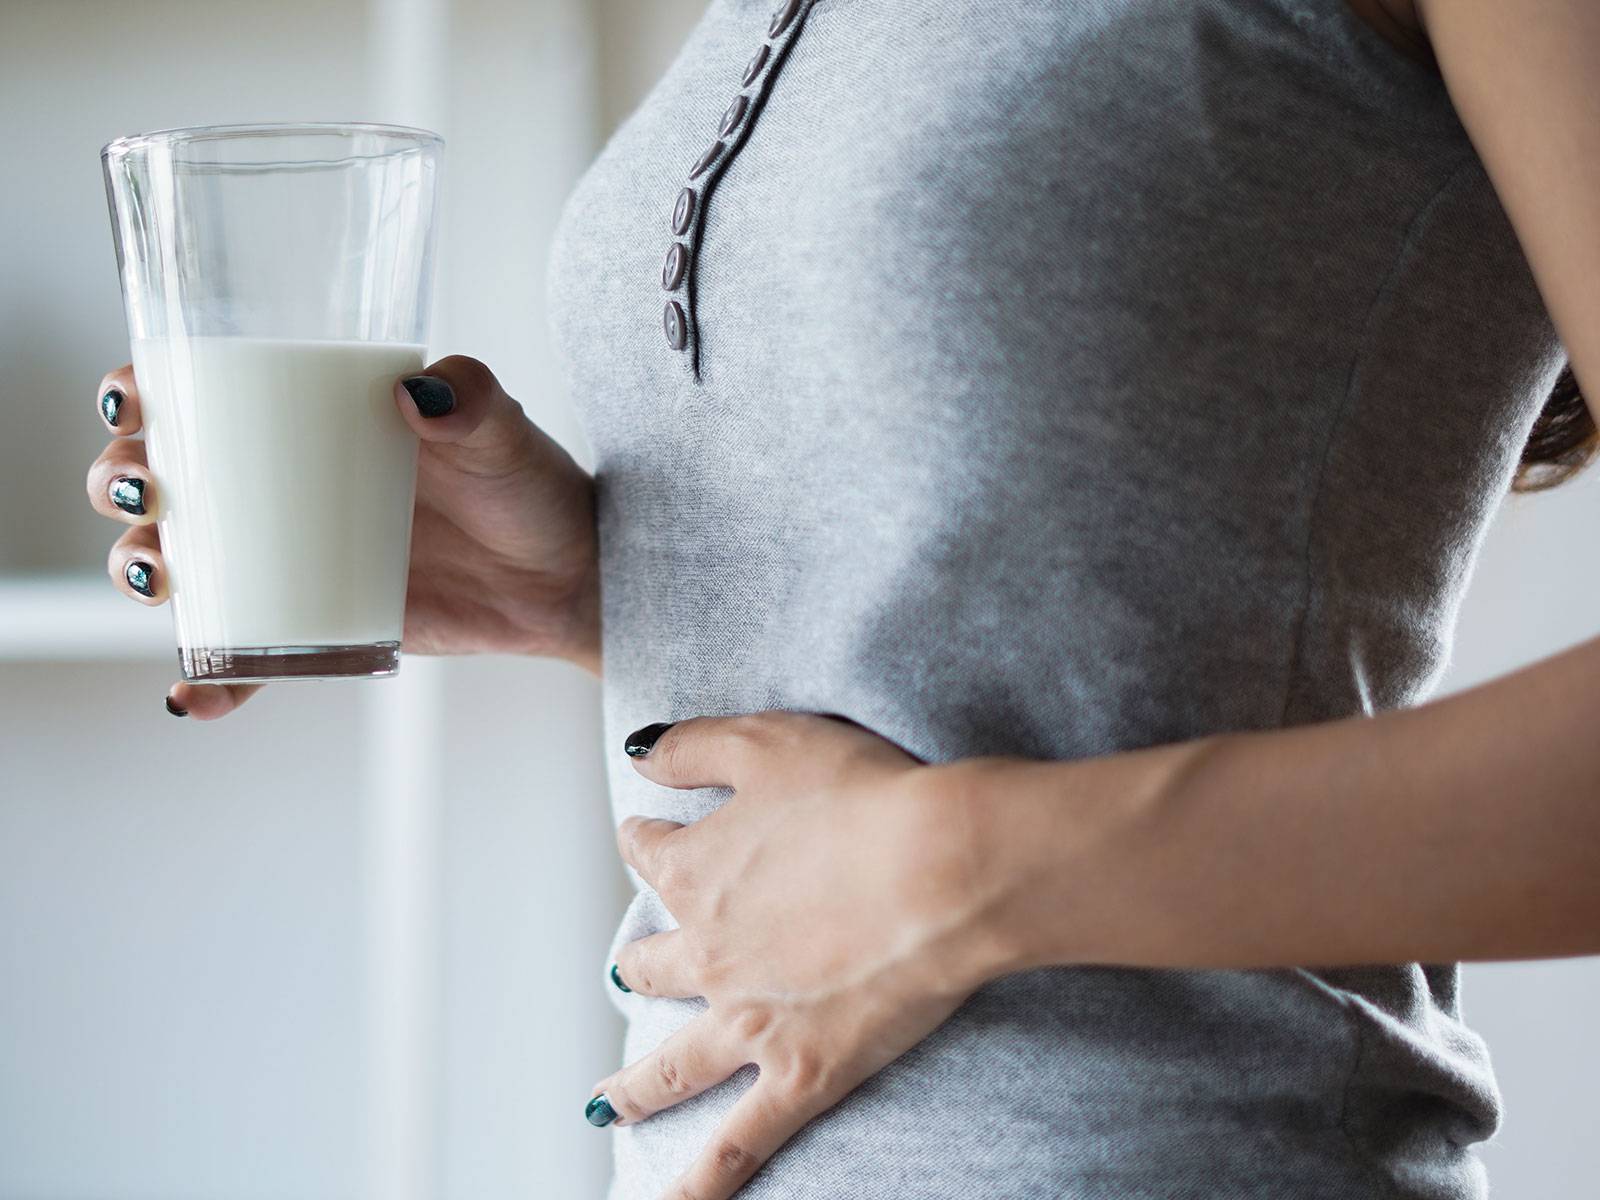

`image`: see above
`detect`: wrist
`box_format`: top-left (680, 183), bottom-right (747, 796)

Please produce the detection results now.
top-left (546, 555), bottom-right (602, 674)
top-left (500, 561), bottom-right (600, 671)
top-left (512, 479), bottom-right (602, 673)
top-left (926, 737), bottom-right (1224, 982)
top-left (907, 756), bottom-right (1056, 991)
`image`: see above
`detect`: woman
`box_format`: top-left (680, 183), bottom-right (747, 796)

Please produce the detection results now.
top-left (84, 0), bottom-right (1600, 1196)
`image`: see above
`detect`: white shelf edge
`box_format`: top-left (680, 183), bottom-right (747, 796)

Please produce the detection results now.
top-left (0, 574), bottom-right (175, 661)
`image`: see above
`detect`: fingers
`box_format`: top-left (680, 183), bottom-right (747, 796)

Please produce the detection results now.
top-left (86, 438), bottom-right (155, 525)
top-left (613, 931), bottom-right (701, 1000)
top-left (616, 816), bottom-right (687, 891)
top-left (589, 1016), bottom-right (746, 1127)
top-left (166, 681), bottom-right (263, 722)
top-left (664, 1081), bottom-right (826, 1200)
top-left (624, 714), bottom-right (781, 791)
top-left (96, 364), bottom-right (143, 435)
top-left (107, 525), bottom-right (166, 605)
top-left (394, 354), bottom-right (535, 467)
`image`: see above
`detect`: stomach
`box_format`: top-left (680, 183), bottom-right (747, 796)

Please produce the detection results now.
top-left (601, 887), bottom-right (1494, 1200)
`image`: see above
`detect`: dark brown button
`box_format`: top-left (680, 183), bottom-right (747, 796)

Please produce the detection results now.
top-left (664, 300), bottom-right (688, 350)
top-left (662, 243), bottom-right (688, 291)
top-left (742, 43), bottom-right (770, 87)
top-left (672, 188), bottom-right (696, 235)
top-left (689, 141), bottom-right (724, 181)
top-left (769, 0), bottom-right (802, 37)
top-left (718, 95), bottom-right (749, 139)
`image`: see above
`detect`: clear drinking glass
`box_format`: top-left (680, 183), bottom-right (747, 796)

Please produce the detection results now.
top-left (102, 122), bottom-right (443, 682)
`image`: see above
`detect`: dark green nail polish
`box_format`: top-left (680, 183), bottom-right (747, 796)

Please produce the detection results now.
top-left (110, 476), bottom-right (146, 516)
top-left (610, 963), bottom-right (632, 993)
top-left (164, 696), bottom-right (188, 718)
top-left (125, 559), bottom-right (155, 597)
top-left (402, 375), bottom-right (455, 418)
top-left (585, 1094), bottom-right (618, 1127)
top-left (624, 722), bottom-right (674, 758)
top-left (100, 388), bottom-right (124, 428)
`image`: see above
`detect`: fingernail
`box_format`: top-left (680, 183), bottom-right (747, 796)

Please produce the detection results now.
top-left (624, 722), bottom-right (674, 758)
top-left (125, 559), bottom-right (156, 597)
top-left (402, 375), bottom-right (455, 418)
top-left (164, 695), bottom-right (188, 718)
top-left (100, 388), bottom-right (124, 428)
top-left (610, 963), bottom-right (632, 993)
top-left (584, 1093), bottom-right (618, 1128)
top-left (110, 476), bottom-right (147, 516)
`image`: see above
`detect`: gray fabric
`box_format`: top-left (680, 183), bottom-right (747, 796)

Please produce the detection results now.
top-left (546, 0), bottom-right (1565, 1196)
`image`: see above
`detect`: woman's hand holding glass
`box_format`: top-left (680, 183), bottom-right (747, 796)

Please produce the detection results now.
top-left (84, 354), bottom-right (601, 716)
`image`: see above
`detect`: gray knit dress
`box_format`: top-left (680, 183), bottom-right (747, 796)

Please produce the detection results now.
top-left (546, 1), bottom-right (1564, 1196)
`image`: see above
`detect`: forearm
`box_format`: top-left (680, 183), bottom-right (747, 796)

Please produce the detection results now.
top-left (968, 633), bottom-right (1600, 974)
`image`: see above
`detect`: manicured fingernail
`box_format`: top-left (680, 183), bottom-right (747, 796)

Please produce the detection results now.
top-left (584, 1093), bottom-right (618, 1127)
top-left (401, 375), bottom-right (455, 418)
top-left (110, 476), bottom-right (147, 516)
top-left (610, 963), bottom-right (632, 993)
top-left (624, 722), bottom-right (674, 758)
top-left (125, 559), bottom-right (156, 597)
top-left (100, 388), bottom-right (124, 428)
top-left (164, 695), bottom-right (188, 718)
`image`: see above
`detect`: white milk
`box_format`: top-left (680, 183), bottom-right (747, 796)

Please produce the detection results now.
top-left (131, 336), bottom-right (424, 653)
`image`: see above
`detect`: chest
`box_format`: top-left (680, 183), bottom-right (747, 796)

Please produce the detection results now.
top-left (547, 0), bottom-right (1458, 477)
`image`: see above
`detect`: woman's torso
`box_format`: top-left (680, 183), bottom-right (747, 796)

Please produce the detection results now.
top-left (547, 1), bottom-right (1564, 1196)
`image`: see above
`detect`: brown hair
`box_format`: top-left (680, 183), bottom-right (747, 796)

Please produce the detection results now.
top-left (1514, 366), bottom-right (1600, 492)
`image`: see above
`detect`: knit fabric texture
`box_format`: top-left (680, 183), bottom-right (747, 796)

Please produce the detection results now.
top-left (547, 1), bottom-right (1564, 1196)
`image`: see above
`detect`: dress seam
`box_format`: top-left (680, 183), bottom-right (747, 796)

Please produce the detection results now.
top-left (687, 0), bottom-right (823, 384)
top-left (1276, 153), bottom-right (1481, 728)
top-left (1333, 989), bottom-right (1403, 1200)
top-left (1284, 969), bottom-right (1403, 1200)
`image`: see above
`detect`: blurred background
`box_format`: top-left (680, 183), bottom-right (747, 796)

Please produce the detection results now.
top-left (0, 1), bottom-right (1595, 1196)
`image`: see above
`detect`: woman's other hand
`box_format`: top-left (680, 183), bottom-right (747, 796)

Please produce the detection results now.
top-left (85, 355), bottom-right (599, 719)
top-left (592, 713), bottom-right (1017, 1200)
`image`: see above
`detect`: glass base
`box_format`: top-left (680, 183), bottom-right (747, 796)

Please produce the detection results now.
top-left (179, 642), bottom-right (400, 683)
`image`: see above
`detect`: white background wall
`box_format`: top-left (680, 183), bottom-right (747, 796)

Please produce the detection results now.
top-left (0, 1), bottom-right (701, 1196)
top-left (1441, 479), bottom-right (1600, 1191)
top-left (0, 1), bottom-right (1595, 1196)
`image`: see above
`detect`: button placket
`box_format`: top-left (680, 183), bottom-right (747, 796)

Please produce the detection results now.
top-left (741, 43), bottom-right (770, 88)
top-left (658, 0), bottom-right (821, 379)
top-left (718, 95), bottom-right (749, 139)
top-left (662, 243), bottom-right (688, 291)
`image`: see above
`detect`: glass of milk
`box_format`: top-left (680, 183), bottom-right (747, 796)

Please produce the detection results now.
top-left (101, 123), bottom-right (442, 682)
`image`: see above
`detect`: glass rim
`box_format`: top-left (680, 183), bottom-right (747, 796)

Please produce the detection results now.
top-left (101, 121), bottom-right (444, 162)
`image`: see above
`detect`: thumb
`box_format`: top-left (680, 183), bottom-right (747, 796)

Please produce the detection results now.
top-left (394, 354), bottom-right (528, 458)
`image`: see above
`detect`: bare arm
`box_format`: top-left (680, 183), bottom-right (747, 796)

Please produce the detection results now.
top-left (1414, 0), bottom-right (1600, 430)
top-left (977, 0), bottom-right (1600, 972)
top-left (975, 633), bottom-right (1600, 972)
